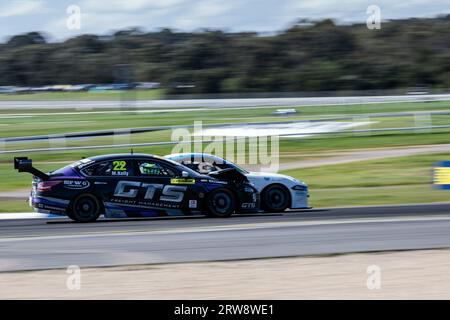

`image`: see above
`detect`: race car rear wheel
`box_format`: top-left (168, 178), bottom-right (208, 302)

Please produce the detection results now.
top-left (261, 184), bottom-right (290, 212)
top-left (69, 193), bottom-right (102, 222)
top-left (205, 188), bottom-right (235, 218)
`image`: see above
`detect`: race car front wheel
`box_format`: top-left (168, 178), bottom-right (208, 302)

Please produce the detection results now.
top-left (205, 189), bottom-right (235, 218)
top-left (261, 184), bottom-right (290, 212)
top-left (69, 193), bottom-right (102, 222)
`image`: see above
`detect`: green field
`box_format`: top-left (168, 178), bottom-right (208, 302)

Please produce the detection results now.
top-left (310, 185), bottom-right (449, 208)
top-left (281, 153), bottom-right (450, 207)
top-left (0, 89), bottom-right (165, 101)
top-left (0, 200), bottom-right (30, 213)
top-left (0, 102), bottom-right (450, 138)
top-left (0, 100), bottom-right (449, 139)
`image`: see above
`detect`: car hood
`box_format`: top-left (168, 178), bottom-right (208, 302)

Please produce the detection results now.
top-left (246, 171), bottom-right (307, 185)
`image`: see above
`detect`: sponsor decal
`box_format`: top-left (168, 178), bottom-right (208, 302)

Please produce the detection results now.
top-left (200, 179), bottom-right (227, 184)
top-left (189, 200), bottom-right (197, 208)
top-left (112, 160), bottom-right (129, 176)
top-left (433, 162), bottom-right (450, 188)
top-left (109, 198), bottom-right (182, 209)
top-left (35, 202), bottom-right (66, 212)
top-left (63, 180), bottom-right (90, 189)
top-left (112, 160), bottom-right (127, 171)
top-left (114, 180), bottom-right (187, 203)
top-left (171, 178), bottom-right (196, 184)
top-left (112, 171), bottom-right (129, 176)
top-left (241, 202), bottom-right (256, 209)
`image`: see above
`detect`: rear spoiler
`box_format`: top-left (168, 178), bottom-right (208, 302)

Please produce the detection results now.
top-left (14, 157), bottom-right (49, 180)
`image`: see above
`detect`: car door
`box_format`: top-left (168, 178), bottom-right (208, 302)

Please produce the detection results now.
top-left (134, 158), bottom-right (192, 212)
top-left (80, 157), bottom-right (137, 205)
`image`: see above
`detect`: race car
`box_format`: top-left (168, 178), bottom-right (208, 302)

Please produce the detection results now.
top-left (14, 153), bottom-right (259, 222)
top-left (165, 153), bottom-right (310, 212)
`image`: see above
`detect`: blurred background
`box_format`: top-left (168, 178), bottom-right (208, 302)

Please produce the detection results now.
top-left (0, 0), bottom-right (450, 212)
top-left (1, 15), bottom-right (450, 95)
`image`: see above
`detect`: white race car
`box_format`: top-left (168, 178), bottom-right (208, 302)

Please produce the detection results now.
top-left (165, 153), bottom-right (310, 212)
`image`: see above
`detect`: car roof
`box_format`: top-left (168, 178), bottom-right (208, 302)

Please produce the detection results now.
top-left (85, 153), bottom-right (159, 162)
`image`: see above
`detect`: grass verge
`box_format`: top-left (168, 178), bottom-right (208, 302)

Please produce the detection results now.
top-left (0, 89), bottom-right (165, 101)
top-left (281, 152), bottom-right (450, 207)
top-left (0, 200), bottom-right (31, 213)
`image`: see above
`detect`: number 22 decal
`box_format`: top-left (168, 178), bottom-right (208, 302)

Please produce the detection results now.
top-left (113, 161), bottom-right (127, 171)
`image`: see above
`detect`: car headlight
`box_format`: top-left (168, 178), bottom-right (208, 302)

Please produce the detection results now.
top-left (292, 185), bottom-right (307, 191)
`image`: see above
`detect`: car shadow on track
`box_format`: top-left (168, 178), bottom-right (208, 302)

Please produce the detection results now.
top-left (46, 209), bottom-right (329, 225)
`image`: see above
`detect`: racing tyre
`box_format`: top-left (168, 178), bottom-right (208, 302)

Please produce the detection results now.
top-left (205, 188), bottom-right (235, 218)
top-left (69, 193), bottom-right (102, 222)
top-left (261, 184), bottom-right (290, 213)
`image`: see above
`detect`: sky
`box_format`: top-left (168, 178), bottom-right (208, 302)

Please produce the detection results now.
top-left (0, 0), bottom-right (449, 42)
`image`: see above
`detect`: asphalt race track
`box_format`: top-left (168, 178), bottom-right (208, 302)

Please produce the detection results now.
top-left (1, 203), bottom-right (450, 272)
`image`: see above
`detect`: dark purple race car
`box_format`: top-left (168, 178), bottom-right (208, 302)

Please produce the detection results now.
top-left (14, 153), bottom-right (259, 222)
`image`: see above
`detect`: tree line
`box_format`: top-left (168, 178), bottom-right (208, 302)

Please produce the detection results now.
top-left (0, 16), bottom-right (449, 94)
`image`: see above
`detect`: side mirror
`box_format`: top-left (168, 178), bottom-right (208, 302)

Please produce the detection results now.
top-left (181, 171), bottom-right (189, 178)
